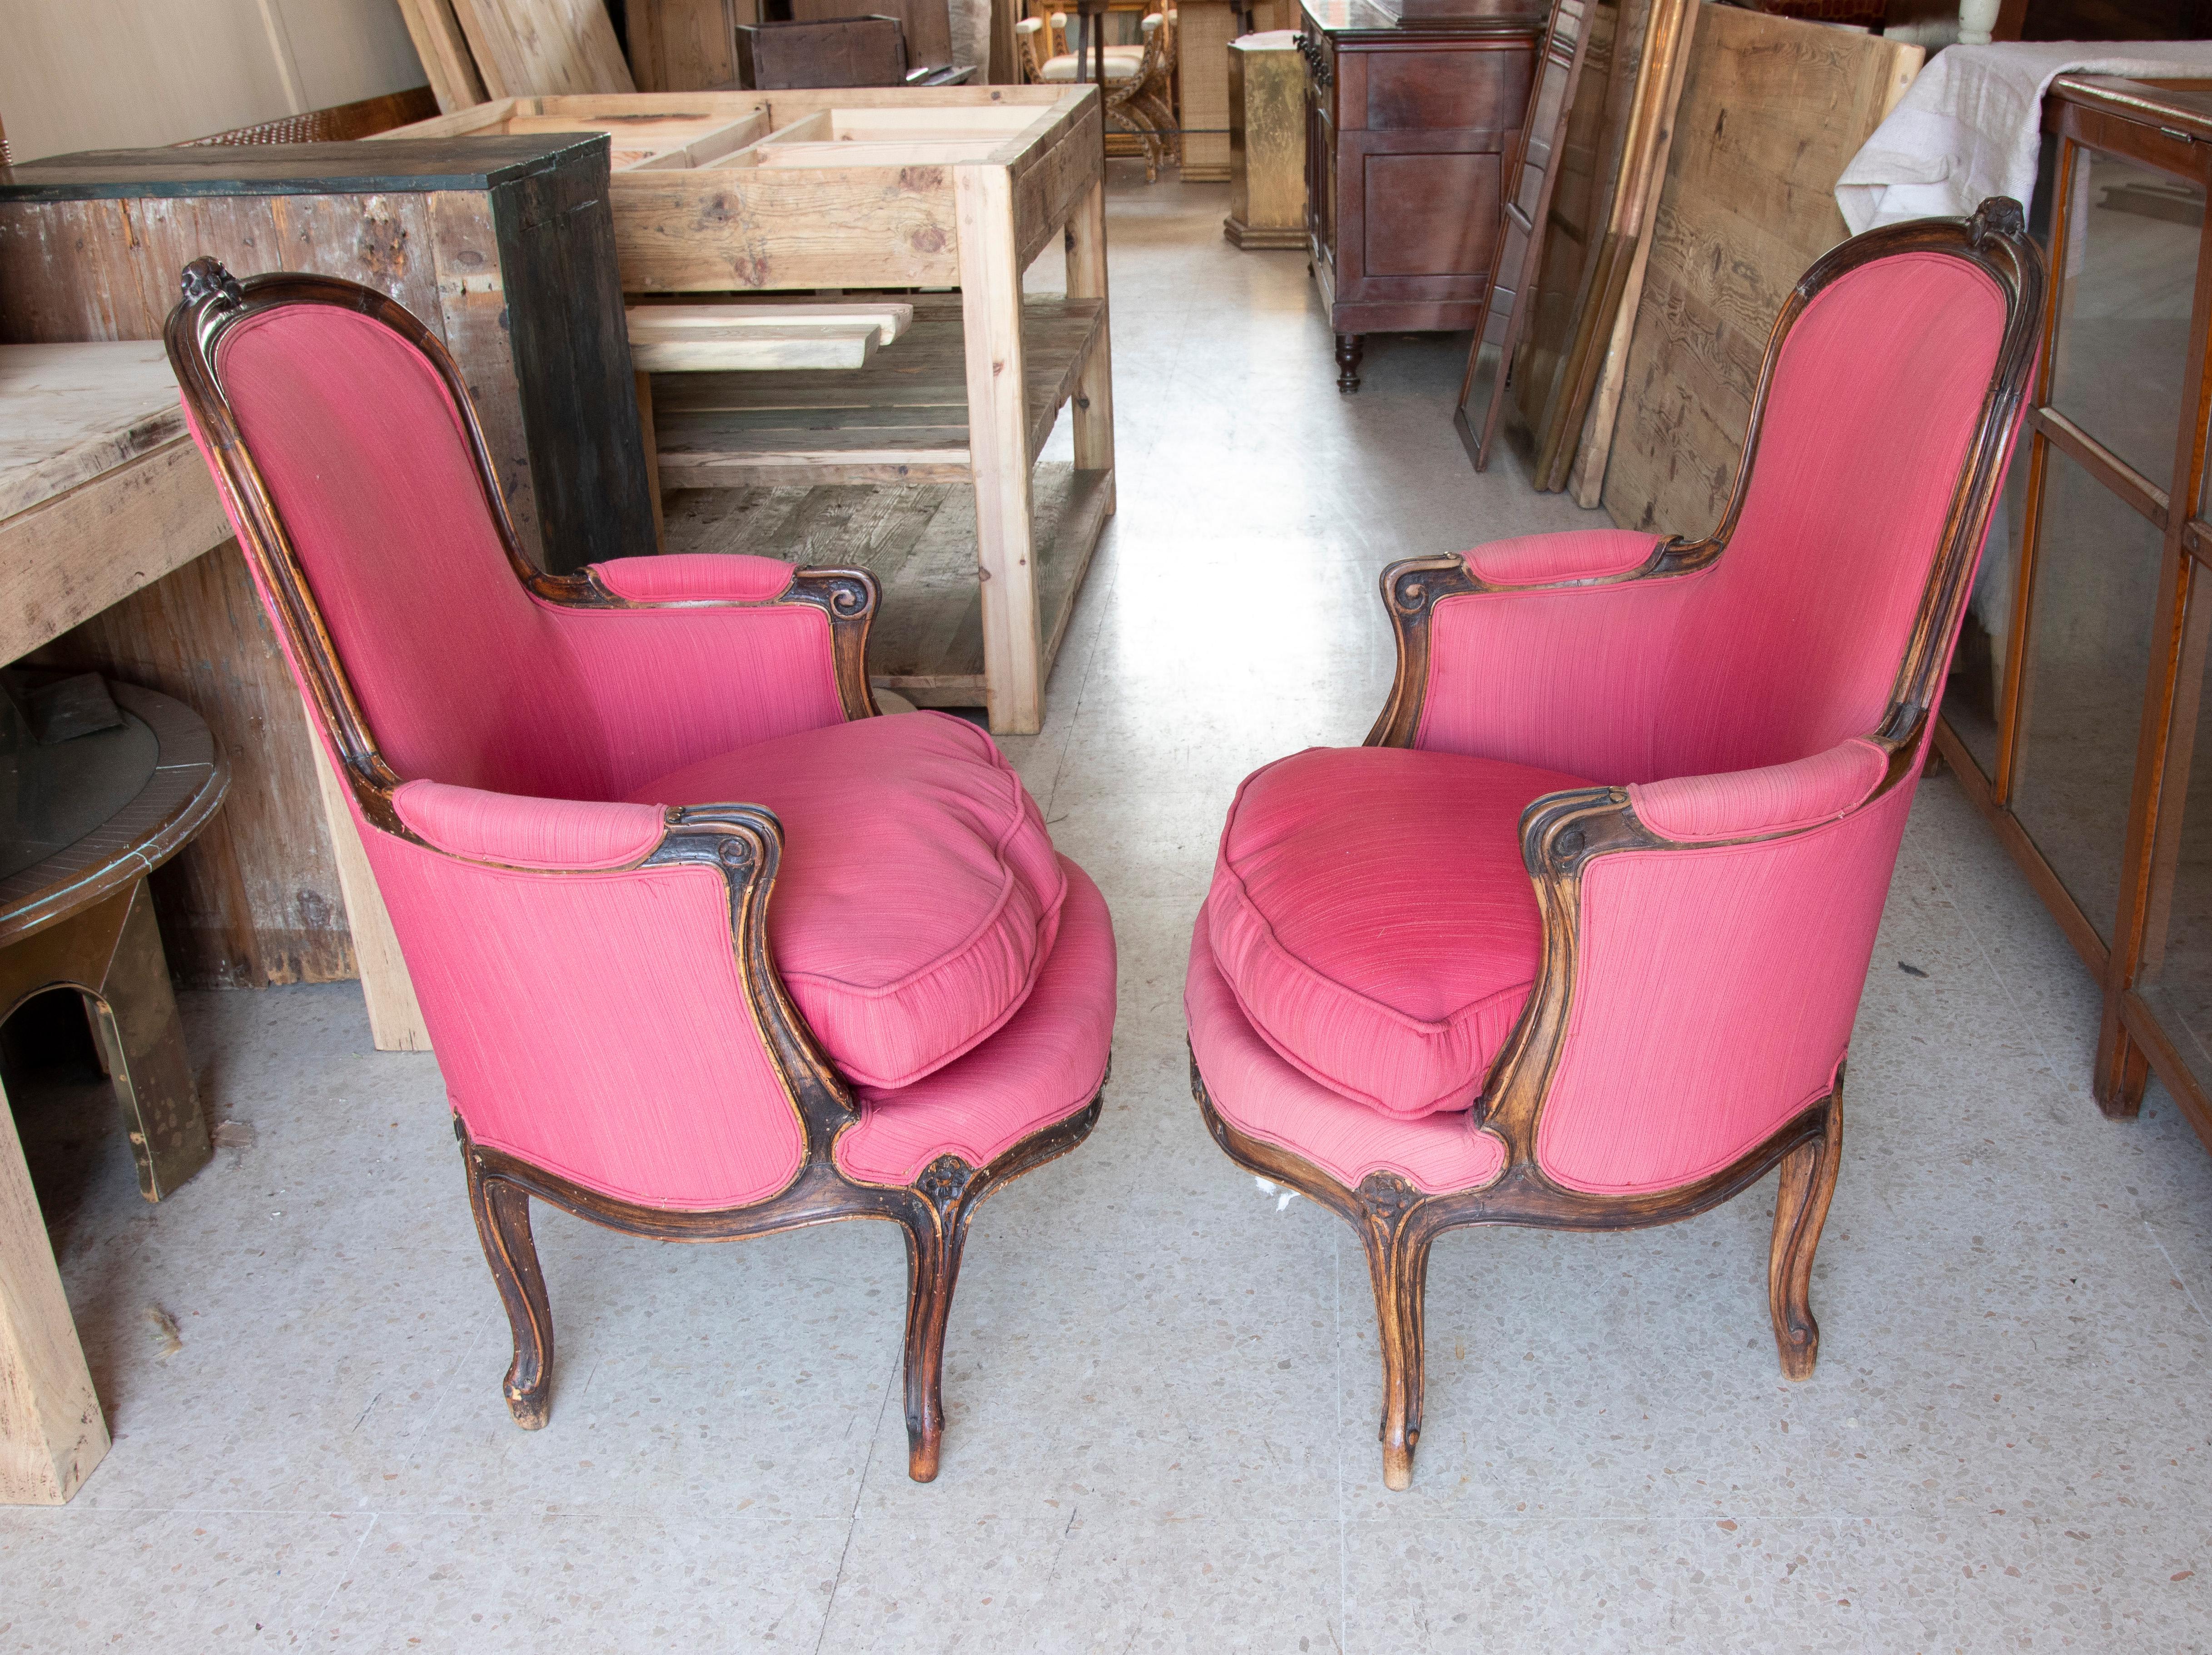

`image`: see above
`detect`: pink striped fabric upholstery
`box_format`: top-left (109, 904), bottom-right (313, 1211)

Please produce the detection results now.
top-left (837, 860), bottom-right (1114, 1184)
top-left (590, 554), bottom-right (796, 604)
top-left (1534, 781), bottom-right (1914, 1193)
top-left (1628, 738), bottom-right (1889, 843)
top-left (191, 299), bottom-right (1108, 1207)
top-left (393, 781), bottom-right (667, 870)
top-left (1195, 248), bottom-right (2018, 1199)
top-left (360, 829), bottom-right (807, 1210)
top-left (1419, 254), bottom-right (2006, 785)
top-left (214, 306), bottom-right (841, 799)
top-left (1205, 746), bottom-right (1591, 1118)
top-left (1186, 916), bottom-right (1506, 1194)
top-left (1464, 529), bottom-right (1662, 587)
top-left (629, 711), bottom-right (1067, 1091)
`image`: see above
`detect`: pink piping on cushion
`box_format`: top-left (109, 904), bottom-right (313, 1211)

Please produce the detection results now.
top-left (834, 858), bottom-right (1114, 1185)
top-left (1463, 529), bottom-right (1663, 587)
top-left (1628, 737), bottom-right (1889, 843)
top-left (588, 554), bottom-right (796, 604)
top-left (392, 780), bottom-right (668, 870)
top-left (358, 827), bottom-right (808, 1212)
top-left (1534, 779), bottom-right (1914, 1196)
top-left (626, 711), bottom-right (1069, 1092)
top-left (1203, 747), bottom-right (1580, 1120)
top-left (1186, 914), bottom-right (1506, 1195)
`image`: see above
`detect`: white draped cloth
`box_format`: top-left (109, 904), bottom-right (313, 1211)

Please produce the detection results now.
top-left (1835, 42), bottom-right (2212, 234)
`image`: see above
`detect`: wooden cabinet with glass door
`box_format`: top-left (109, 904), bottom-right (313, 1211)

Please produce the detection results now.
top-left (1935, 74), bottom-right (2212, 1144)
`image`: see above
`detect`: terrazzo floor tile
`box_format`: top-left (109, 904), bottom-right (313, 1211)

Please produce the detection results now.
top-left (8, 167), bottom-right (2212, 1654)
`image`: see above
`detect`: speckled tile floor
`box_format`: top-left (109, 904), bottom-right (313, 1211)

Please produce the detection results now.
top-left (5, 167), bottom-right (2211, 1653)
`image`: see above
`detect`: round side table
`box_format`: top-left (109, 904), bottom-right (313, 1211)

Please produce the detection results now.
top-left (0, 682), bottom-right (230, 1201)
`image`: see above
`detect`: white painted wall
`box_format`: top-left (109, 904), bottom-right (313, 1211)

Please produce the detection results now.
top-left (0, 0), bottom-right (427, 162)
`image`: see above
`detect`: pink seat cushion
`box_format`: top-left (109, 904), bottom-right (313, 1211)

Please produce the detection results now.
top-left (1205, 746), bottom-right (1593, 1118)
top-left (836, 858), bottom-right (1114, 1184)
top-left (628, 711), bottom-right (1066, 1091)
top-left (1187, 916), bottom-right (1505, 1194)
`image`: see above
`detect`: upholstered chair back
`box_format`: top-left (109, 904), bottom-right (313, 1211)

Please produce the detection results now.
top-left (1653, 251), bottom-right (2008, 780)
top-left (1419, 251), bottom-right (2011, 786)
top-left (209, 303), bottom-right (612, 800)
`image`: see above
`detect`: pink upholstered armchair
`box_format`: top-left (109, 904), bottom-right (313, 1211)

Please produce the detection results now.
top-left (1187, 201), bottom-right (2044, 1489)
top-left (166, 259), bottom-right (1115, 1482)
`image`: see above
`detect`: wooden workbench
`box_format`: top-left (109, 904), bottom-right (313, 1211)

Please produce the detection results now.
top-left (387, 89), bottom-right (1116, 734)
top-left (0, 343), bottom-right (430, 1503)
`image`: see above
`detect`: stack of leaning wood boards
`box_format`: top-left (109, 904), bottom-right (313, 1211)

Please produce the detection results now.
top-left (1600, 5), bottom-right (1921, 537)
top-left (1506, 2), bottom-right (1923, 539)
top-left (397, 0), bottom-right (636, 111)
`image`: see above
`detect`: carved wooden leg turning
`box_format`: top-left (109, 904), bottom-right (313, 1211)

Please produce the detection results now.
top-left (1769, 1096), bottom-right (1844, 1382)
top-left (902, 1155), bottom-right (979, 1482)
top-left (464, 1143), bottom-right (555, 1429)
top-left (1356, 1173), bottom-right (1430, 1491)
top-left (1335, 332), bottom-right (1364, 394)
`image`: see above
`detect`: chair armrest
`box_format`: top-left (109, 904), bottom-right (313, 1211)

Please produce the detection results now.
top-left (1365, 538), bottom-right (1690, 765)
top-left (527, 561), bottom-right (880, 794)
top-left (1625, 738), bottom-right (1891, 843)
top-left (1476, 733), bottom-right (1917, 1199)
top-left (355, 784), bottom-right (857, 1211)
top-left (393, 780), bottom-right (668, 869)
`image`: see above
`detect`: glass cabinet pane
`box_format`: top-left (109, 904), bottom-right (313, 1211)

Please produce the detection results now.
top-left (2010, 449), bottom-right (2165, 943)
top-left (2136, 583), bottom-right (2212, 1091)
top-left (2048, 148), bottom-right (2202, 490)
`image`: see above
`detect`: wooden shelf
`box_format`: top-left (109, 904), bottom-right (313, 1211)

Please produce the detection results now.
top-left (661, 462), bottom-right (1111, 706)
top-left (648, 297), bottom-right (1104, 487)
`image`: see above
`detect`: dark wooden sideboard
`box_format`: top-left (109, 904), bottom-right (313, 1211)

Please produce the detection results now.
top-left (1297, 0), bottom-right (1539, 390)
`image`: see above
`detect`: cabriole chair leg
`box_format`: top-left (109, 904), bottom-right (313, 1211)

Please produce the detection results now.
top-left (1768, 1094), bottom-right (1844, 1382)
top-left (465, 1146), bottom-right (556, 1429)
top-left (1356, 1178), bottom-right (1433, 1491)
top-left (901, 1155), bottom-right (980, 1482)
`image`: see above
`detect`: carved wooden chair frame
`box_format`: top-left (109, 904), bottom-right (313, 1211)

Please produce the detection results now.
top-left (1190, 201), bottom-right (2045, 1489)
top-left (168, 259), bottom-right (1104, 1482)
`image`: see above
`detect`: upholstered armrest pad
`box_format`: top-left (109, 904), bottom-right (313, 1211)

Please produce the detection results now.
top-left (1462, 529), bottom-right (1664, 588)
top-left (1626, 738), bottom-right (1890, 844)
top-left (393, 780), bottom-right (669, 870)
top-left (588, 554), bottom-right (796, 604)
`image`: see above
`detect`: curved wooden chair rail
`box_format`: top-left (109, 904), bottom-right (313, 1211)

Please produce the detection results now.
top-left (1191, 199), bottom-right (2047, 1491)
top-left (165, 259), bottom-right (1104, 1482)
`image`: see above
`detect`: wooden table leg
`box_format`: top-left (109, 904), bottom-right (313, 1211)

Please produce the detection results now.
top-left (0, 1073), bottom-right (109, 1505)
top-left (634, 369), bottom-right (666, 554)
top-left (1065, 178), bottom-right (1118, 517)
top-left (956, 164), bottom-right (1046, 736)
top-left (0, 881), bottom-right (212, 1203)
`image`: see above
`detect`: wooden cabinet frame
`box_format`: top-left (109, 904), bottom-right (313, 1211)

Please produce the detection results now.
top-left (384, 89), bottom-right (1116, 735)
top-left (1933, 76), bottom-right (2212, 1149)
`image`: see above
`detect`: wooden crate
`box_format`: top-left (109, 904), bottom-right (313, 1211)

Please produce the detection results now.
top-left (0, 137), bottom-right (655, 577)
top-left (386, 89), bottom-right (1116, 735)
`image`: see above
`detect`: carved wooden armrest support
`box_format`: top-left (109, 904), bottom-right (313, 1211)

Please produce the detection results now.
top-left (646, 806), bottom-right (860, 1141)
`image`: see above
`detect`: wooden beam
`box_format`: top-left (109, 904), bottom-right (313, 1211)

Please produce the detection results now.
top-left (0, 1074), bottom-right (108, 1506)
top-left (956, 163), bottom-right (1044, 735)
top-left (310, 747), bottom-right (432, 1055)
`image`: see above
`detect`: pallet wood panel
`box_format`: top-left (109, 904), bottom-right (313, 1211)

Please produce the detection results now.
top-left (627, 0), bottom-right (748, 92)
top-left (451, 0), bottom-right (637, 96)
top-left (0, 343), bottom-right (182, 522)
top-left (650, 296), bottom-right (1104, 482)
top-left (1600, 5), bottom-right (1920, 538)
top-left (661, 463), bottom-right (1110, 702)
top-left (397, 0), bottom-right (492, 111)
